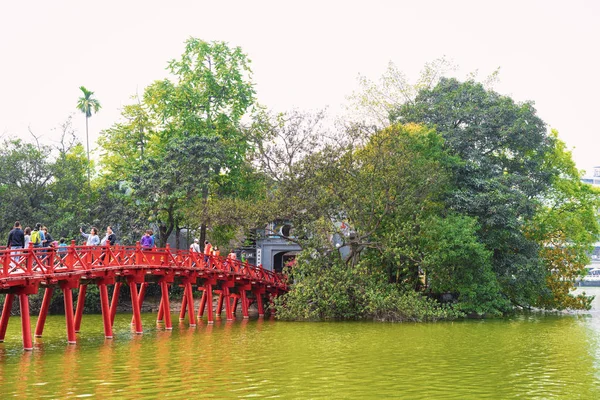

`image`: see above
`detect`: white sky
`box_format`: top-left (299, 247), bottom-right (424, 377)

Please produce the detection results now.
top-left (1, 0), bottom-right (598, 174)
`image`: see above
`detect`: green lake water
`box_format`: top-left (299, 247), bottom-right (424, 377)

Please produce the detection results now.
top-left (2, 288), bottom-right (600, 399)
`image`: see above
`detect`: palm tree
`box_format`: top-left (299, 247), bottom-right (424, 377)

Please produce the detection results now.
top-left (76, 86), bottom-right (101, 185)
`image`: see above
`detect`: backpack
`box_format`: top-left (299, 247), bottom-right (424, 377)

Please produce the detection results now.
top-left (31, 230), bottom-right (41, 245)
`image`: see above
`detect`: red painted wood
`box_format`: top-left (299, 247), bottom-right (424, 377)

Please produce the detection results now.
top-left (74, 284), bottom-right (87, 333)
top-left (35, 288), bottom-right (53, 337)
top-left (19, 294), bottom-right (32, 350)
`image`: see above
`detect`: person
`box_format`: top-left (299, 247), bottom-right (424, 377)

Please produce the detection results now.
top-left (58, 238), bottom-right (68, 255)
top-left (7, 221), bottom-right (25, 268)
top-left (203, 240), bottom-right (212, 264)
top-left (42, 226), bottom-right (53, 248)
top-left (99, 226), bottom-right (117, 265)
top-left (227, 250), bottom-right (237, 261)
top-left (101, 226), bottom-right (117, 246)
top-left (190, 238), bottom-right (201, 253)
top-left (80, 227), bottom-right (100, 246)
top-left (225, 249), bottom-right (237, 270)
top-left (23, 227), bottom-right (31, 249)
top-left (240, 251), bottom-right (247, 263)
top-left (7, 221), bottom-right (25, 249)
top-left (212, 246), bottom-right (220, 257)
top-left (149, 230), bottom-right (156, 248)
top-left (140, 230), bottom-right (154, 250)
top-left (30, 223), bottom-right (45, 248)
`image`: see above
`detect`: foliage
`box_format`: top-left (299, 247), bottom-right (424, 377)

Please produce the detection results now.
top-left (526, 130), bottom-right (600, 310)
top-left (394, 78), bottom-right (556, 308)
top-left (100, 38), bottom-right (256, 246)
top-left (275, 240), bottom-right (461, 321)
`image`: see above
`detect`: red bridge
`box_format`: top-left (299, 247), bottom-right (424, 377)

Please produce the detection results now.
top-left (0, 243), bottom-right (288, 350)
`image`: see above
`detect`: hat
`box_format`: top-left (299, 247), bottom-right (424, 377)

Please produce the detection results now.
top-left (194, 238), bottom-right (199, 242)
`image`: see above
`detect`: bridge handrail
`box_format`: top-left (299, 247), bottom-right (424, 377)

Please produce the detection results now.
top-left (0, 242), bottom-right (287, 289)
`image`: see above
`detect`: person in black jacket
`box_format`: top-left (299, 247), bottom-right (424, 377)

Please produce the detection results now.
top-left (7, 221), bottom-right (25, 269)
top-left (7, 221), bottom-right (25, 249)
top-left (99, 226), bottom-right (117, 265)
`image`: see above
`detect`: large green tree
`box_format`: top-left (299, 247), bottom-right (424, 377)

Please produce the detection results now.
top-left (100, 38), bottom-right (256, 246)
top-left (393, 78), bottom-right (556, 308)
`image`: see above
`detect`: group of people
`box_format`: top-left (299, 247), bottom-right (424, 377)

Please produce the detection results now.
top-left (7, 222), bottom-right (247, 265)
top-left (189, 239), bottom-right (244, 263)
top-left (80, 226), bottom-right (117, 247)
top-left (7, 221), bottom-right (67, 251)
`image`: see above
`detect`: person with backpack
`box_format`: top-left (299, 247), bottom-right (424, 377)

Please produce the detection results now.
top-left (30, 223), bottom-right (45, 248)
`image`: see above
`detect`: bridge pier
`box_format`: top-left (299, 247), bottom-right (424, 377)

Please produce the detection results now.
top-left (179, 285), bottom-right (188, 321)
top-left (205, 281), bottom-right (214, 324)
top-left (0, 293), bottom-right (15, 342)
top-left (131, 283), bottom-right (147, 325)
top-left (159, 280), bottom-right (172, 330)
top-left (128, 277), bottom-right (143, 334)
top-left (185, 282), bottom-right (196, 327)
top-left (35, 287), bottom-right (53, 337)
top-left (61, 284), bottom-right (77, 344)
top-left (74, 284), bottom-right (87, 333)
top-left (19, 294), bottom-right (32, 351)
top-left (197, 290), bottom-right (206, 320)
top-left (110, 282), bottom-right (121, 326)
top-left (98, 283), bottom-right (113, 339)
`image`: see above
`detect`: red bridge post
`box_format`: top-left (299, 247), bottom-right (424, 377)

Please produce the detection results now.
top-left (205, 280), bottom-right (214, 324)
top-left (18, 293), bottom-right (32, 351)
top-left (160, 280), bottom-right (172, 330)
top-left (35, 287), bottom-right (54, 337)
top-left (61, 282), bottom-right (77, 344)
top-left (185, 281), bottom-right (196, 327)
top-left (74, 284), bottom-right (87, 333)
top-left (110, 282), bottom-right (121, 326)
top-left (128, 277), bottom-right (143, 334)
top-left (0, 293), bottom-right (15, 342)
top-left (98, 282), bottom-right (113, 339)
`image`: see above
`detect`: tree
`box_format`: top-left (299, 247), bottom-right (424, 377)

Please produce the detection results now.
top-left (525, 130), bottom-right (600, 310)
top-left (100, 38), bottom-right (255, 246)
top-left (76, 86), bottom-right (101, 185)
top-left (394, 78), bottom-right (556, 308)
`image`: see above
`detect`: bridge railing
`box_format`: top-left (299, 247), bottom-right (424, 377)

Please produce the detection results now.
top-left (0, 243), bottom-right (287, 289)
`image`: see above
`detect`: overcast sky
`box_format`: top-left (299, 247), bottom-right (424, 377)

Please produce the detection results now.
top-left (1, 0), bottom-right (598, 174)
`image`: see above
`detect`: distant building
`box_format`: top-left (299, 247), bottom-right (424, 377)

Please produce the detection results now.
top-left (581, 166), bottom-right (600, 187)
